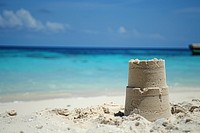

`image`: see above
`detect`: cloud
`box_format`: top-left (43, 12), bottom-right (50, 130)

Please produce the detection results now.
top-left (46, 21), bottom-right (65, 32)
top-left (16, 9), bottom-right (44, 30)
top-left (118, 26), bottom-right (140, 36)
top-left (0, 9), bottom-right (67, 32)
top-left (118, 26), bottom-right (126, 33)
top-left (116, 26), bottom-right (165, 40)
top-left (0, 9), bottom-right (43, 30)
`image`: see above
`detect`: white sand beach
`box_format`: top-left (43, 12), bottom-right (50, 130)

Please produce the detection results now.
top-left (0, 90), bottom-right (200, 133)
top-left (1, 0), bottom-right (200, 132)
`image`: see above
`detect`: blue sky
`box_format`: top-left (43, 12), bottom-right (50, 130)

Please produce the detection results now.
top-left (0, 0), bottom-right (199, 48)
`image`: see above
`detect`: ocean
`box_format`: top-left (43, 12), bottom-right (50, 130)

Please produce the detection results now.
top-left (0, 46), bottom-right (200, 100)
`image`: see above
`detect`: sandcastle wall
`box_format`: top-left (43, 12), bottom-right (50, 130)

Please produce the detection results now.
top-left (125, 58), bottom-right (171, 121)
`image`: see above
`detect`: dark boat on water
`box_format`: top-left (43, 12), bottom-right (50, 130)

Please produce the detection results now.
top-left (189, 43), bottom-right (200, 55)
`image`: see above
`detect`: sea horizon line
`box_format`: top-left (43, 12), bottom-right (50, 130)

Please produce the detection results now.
top-left (0, 45), bottom-right (189, 50)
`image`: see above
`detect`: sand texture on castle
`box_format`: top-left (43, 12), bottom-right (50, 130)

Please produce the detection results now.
top-left (125, 59), bottom-right (171, 121)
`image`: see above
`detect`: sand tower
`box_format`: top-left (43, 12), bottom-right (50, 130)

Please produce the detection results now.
top-left (124, 58), bottom-right (171, 121)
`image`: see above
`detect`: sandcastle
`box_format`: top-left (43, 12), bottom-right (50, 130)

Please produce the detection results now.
top-left (124, 58), bottom-right (171, 121)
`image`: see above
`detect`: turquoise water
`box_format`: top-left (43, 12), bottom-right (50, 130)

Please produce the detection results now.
top-left (0, 47), bottom-right (200, 99)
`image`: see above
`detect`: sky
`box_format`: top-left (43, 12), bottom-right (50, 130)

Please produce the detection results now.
top-left (0, 0), bottom-right (200, 48)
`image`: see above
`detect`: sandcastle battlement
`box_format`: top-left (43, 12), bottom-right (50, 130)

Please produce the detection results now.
top-left (128, 58), bottom-right (167, 88)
